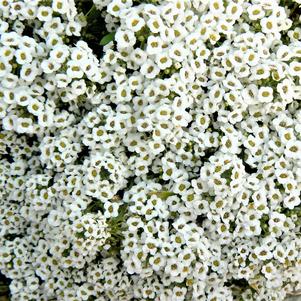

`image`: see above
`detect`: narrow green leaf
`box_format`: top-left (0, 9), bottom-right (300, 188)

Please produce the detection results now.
top-left (99, 32), bottom-right (115, 46)
top-left (148, 191), bottom-right (175, 200)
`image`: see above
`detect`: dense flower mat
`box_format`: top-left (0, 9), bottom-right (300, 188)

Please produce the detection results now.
top-left (0, 0), bottom-right (301, 300)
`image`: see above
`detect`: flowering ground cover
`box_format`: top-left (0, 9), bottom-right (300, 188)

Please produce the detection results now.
top-left (0, 0), bottom-right (301, 300)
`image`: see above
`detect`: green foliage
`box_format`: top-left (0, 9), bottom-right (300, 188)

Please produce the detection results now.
top-left (221, 167), bottom-right (234, 185)
top-left (0, 273), bottom-right (9, 298)
top-left (106, 204), bottom-right (128, 255)
top-left (135, 26), bottom-right (151, 48)
top-left (147, 191), bottom-right (175, 200)
top-left (99, 32), bottom-right (116, 46)
top-left (260, 214), bottom-right (270, 236)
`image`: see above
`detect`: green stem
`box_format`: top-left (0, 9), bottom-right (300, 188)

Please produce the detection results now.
top-left (85, 4), bottom-right (96, 18)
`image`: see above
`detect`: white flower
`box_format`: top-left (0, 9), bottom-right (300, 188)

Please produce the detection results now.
top-left (261, 17), bottom-right (278, 34)
top-left (277, 79), bottom-right (295, 103)
top-left (16, 117), bottom-right (33, 133)
top-left (107, 0), bottom-right (126, 17)
top-left (27, 99), bottom-right (44, 116)
top-left (147, 16), bottom-right (164, 34)
top-left (0, 58), bottom-right (11, 77)
top-left (20, 63), bottom-right (38, 82)
top-left (126, 14), bottom-right (145, 32)
top-left (50, 45), bottom-right (69, 63)
top-left (52, 0), bottom-right (67, 14)
top-left (0, 32), bottom-right (20, 46)
top-left (140, 59), bottom-right (160, 79)
top-left (41, 59), bottom-right (60, 74)
top-left (290, 61), bottom-right (301, 78)
top-left (130, 48), bottom-right (148, 66)
top-left (247, 4), bottom-right (265, 21)
top-left (66, 61), bottom-right (84, 78)
top-left (283, 191), bottom-right (300, 209)
top-left (146, 36), bottom-right (163, 55)
top-left (262, 262), bottom-right (277, 280)
top-left (115, 29), bottom-right (136, 48)
top-left (37, 6), bottom-right (53, 22)
top-left (104, 202), bottom-right (120, 218)
top-left (15, 48), bottom-right (33, 65)
top-left (169, 43), bottom-right (189, 62)
top-left (155, 52), bottom-right (173, 70)
top-left (258, 86), bottom-right (274, 103)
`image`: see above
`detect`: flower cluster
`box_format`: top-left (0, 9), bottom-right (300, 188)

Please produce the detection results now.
top-left (1, 0), bottom-right (301, 300)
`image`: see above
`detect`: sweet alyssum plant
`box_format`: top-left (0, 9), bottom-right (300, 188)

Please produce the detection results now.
top-left (0, 0), bottom-right (301, 300)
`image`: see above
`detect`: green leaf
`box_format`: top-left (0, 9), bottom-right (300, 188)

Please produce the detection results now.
top-left (148, 191), bottom-right (175, 200)
top-left (85, 4), bottom-right (97, 18)
top-left (99, 32), bottom-right (115, 46)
